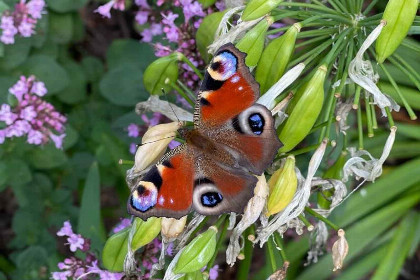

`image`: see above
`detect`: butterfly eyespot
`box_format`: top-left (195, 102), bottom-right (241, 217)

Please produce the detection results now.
top-left (201, 192), bottom-right (223, 207)
top-left (130, 181), bottom-right (158, 212)
top-left (248, 113), bottom-right (265, 135)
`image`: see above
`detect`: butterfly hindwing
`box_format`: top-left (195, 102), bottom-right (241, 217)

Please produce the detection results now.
top-left (127, 144), bottom-right (195, 220)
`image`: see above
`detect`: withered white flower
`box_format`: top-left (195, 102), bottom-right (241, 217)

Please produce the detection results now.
top-left (332, 229), bottom-right (349, 271)
top-left (257, 63), bottom-right (305, 110)
top-left (255, 140), bottom-right (328, 246)
top-left (162, 216), bottom-right (188, 241)
top-left (227, 175), bottom-right (268, 266)
top-left (335, 99), bottom-right (353, 134)
top-left (348, 20), bottom-right (400, 115)
top-left (306, 221), bottom-right (328, 265)
top-left (343, 126), bottom-right (397, 183)
top-left (136, 95), bottom-right (193, 122)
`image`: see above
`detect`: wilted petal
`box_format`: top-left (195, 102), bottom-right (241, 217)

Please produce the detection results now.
top-left (332, 229), bottom-right (349, 271)
top-left (136, 95), bottom-right (193, 122)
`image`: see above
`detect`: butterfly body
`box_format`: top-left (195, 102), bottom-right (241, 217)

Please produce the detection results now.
top-left (128, 44), bottom-right (282, 220)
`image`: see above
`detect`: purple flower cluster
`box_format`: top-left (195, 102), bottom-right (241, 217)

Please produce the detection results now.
top-left (0, 0), bottom-right (45, 44)
top-left (94, 0), bottom-right (125, 19)
top-left (52, 221), bottom-right (124, 280)
top-left (0, 76), bottom-right (66, 148)
top-left (126, 112), bottom-right (180, 154)
top-left (112, 218), bottom-right (132, 233)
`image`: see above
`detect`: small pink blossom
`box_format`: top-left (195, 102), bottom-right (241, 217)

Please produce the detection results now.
top-left (129, 143), bottom-right (137, 154)
top-left (31, 81), bottom-right (47, 96)
top-left (141, 28), bottom-right (153, 42)
top-left (135, 0), bottom-right (150, 9)
top-left (136, 10), bottom-right (149, 25)
top-left (67, 234), bottom-right (85, 252)
top-left (57, 221), bottom-right (73, 237)
top-left (127, 123), bottom-right (140, 137)
top-left (112, 218), bottom-right (132, 233)
top-left (50, 133), bottom-right (66, 149)
top-left (94, 1), bottom-right (114, 18)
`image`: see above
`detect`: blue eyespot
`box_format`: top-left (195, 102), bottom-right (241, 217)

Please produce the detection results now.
top-left (131, 184), bottom-right (157, 212)
top-left (248, 113), bottom-right (265, 135)
top-left (201, 192), bottom-right (223, 207)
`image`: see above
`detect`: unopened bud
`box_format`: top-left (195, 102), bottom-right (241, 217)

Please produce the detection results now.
top-left (173, 226), bottom-right (218, 274)
top-left (242, 0), bottom-right (283, 21)
top-left (266, 156), bottom-right (297, 216)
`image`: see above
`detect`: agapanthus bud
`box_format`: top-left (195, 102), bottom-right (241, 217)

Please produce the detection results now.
top-left (278, 65), bottom-right (327, 152)
top-left (375, 0), bottom-right (418, 63)
top-left (133, 122), bottom-right (181, 173)
top-left (236, 16), bottom-right (273, 67)
top-left (332, 229), bottom-right (348, 271)
top-left (161, 216), bottom-right (187, 241)
top-left (102, 217), bottom-right (161, 272)
top-left (241, 0), bottom-right (283, 21)
top-left (173, 226), bottom-right (217, 274)
top-left (256, 23), bottom-right (301, 94)
top-left (266, 156), bottom-right (297, 216)
top-left (143, 53), bottom-right (179, 95)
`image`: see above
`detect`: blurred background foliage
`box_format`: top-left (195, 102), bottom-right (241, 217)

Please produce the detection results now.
top-left (0, 0), bottom-right (419, 279)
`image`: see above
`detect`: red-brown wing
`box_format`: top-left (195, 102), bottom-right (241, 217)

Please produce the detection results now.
top-left (194, 43), bottom-right (260, 127)
top-left (191, 155), bottom-right (257, 215)
top-left (127, 145), bottom-right (195, 220)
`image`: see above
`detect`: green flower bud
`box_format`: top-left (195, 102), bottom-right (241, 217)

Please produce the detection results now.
top-left (256, 23), bottom-right (300, 94)
top-left (236, 16), bottom-right (273, 67)
top-left (266, 155), bottom-right (297, 216)
top-left (242, 0), bottom-right (283, 21)
top-left (196, 11), bottom-right (227, 63)
top-left (173, 226), bottom-right (217, 274)
top-left (102, 217), bottom-right (161, 272)
top-left (278, 64), bottom-right (327, 152)
top-left (143, 53), bottom-right (179, 95)
top-left (375, 0), bottom-right (418, 63)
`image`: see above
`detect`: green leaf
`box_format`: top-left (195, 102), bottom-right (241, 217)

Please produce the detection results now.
top-left (63, 125), bottom-right (79, 150)
top-left (0, 1), bottom-right (9, 14)
top-left (28, 144), bottom-right (68, 169)
top-left (198, 0), bottom-right (216, 8)
top-left (143, 54), bottom-right (179, 95)
top-left (100, 64), bottom-right (148, 106)
top-left (130, 217), bottom-right (161, 250)
top-left (106, 39), bottom-right (155, 70)
top-left (72, 12), bottom-right (85, 42)
top-left (81, 56), bottom-right (104, 82)
top-left (31, 13), bottom-right (48, 48)
top-left (48, 12), bottom-right (73, 44)
top-left (6, 159), bottom-right (32, 187)
top-left (56, 61), bottom-right (87, 104)
top-left (15, 246), bottom-right (48, 280)
top-left (0, 37), bottom-right (32, 70)
top-left (372, 212), bottom-right (419, 280)
top-left (336, 157), bottom-right (420, 226)
top-left (196, 11), bottom-right (226, 63)
top-left (78, 162), bottom-right (105, 251)
top-left (0, 76), bottom-right (17, 105)
top-left (242, 0), bottom-right (283, 21)
top-left (20, 55), bottom-right (70, 94)
top-left (0, 162), bottom-right (8, 191)
top-left (45, 0), bottom-right (88, 13)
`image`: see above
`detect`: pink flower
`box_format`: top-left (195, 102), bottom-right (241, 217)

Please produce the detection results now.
top-left (0, 15), bottom-right (18, 44)
top-left (0, 104), bottom-right (18, 125)
top-left (57, 221), bottom-right (74, 237)
top-left (135, 10), bottom-right (149, 25)
top-left (0, 130), bottom-right (5, 144)
top-left (67, 234), bottom-right (85, 252)
top-left (31, 81), bottom-right (47, 96)
top-left (135, 0), bottom-right (150, 8)
top-left (50, 133), bottom-right (66, 149)
top-left (27, 129), bottom-right (43, 145)
top-left (180, 0), bottom-right (205, 22)
top-left (169, 140), bottom-right (181, 150)
top-left (141, 28), bottom-right (153, 42)
top-left (9, 76), bottom-right (29, 101)
top-left (129, 143), bottom-right (137, 154)
top-left (18, 19), bottom-right (35, 37)
top-left (27, 0), bottom-right (46, 19)
top-left (21, 106), bottom-right (37, 121)
top-left (51, 271), bottom-right (72, 280)
top-left (112, 218), bottom-right (132, 233)
top-left (209, 264), bottom-right (220, 280)
top-left (127, 123), bottom-right (140, 137)
top-left (150, 23), bottom-right (163, 35)
top-left (94, 1), bottom-right (114, 18)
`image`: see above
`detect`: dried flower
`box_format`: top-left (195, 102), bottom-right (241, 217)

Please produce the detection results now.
top-left (332, 229), bottom-right (349, 271)
top-left (161, 216), bottom-right (188, 241)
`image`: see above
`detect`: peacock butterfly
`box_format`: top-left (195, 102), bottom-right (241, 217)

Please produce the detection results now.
top-left (127, 43), bottom-right (282, 220)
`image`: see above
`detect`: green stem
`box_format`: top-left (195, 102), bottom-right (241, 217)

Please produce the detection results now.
top-left (118, 159), bottom-right (134, 165)
top-left (188, 216), bottom-right (209, 243)
top-left (310, 117), bottom-right (336, 134)
top-left (365, 93), bottom-right (374, 137)
top-left (267, 237), bottom-right (278, 273)
top-left (273, 232), bottom-right (288, 262)
top-left (353, 85), bottom-right (362, 109)
top-left (357, 105), bottom-right (364, 150)
top-left (297, 28), bottom-right (339, 38)
top-left (305, 207), bottom-right (340, 231)
top-left (379, 63), bottom-right (417, 120)
top-left (291, 39), bottom-right (332, 66)
top-left (393, 54), bottom-right (420, 86)
top-left (385, 107), bottom-right (395, 128)
top-left (177, 80), bottom-right (197, 101)
top-left (278, 2), bottom-right (344, 16)
top-left (322, 28), bottom-right (352, 65)
top-left (272, 11), bottom-right (304, 22)
top-left (370, 97), bottom-right (378, 129)
top-left (298, 214), bottom-right (313, 230)
top-left (388, 56), bottom-right (420, 92)
top-left (295, 35), bottom-right (330, 48)
top-left (171, 82), bottom-right (195, 106)
top-left (237, 226), bottom-right (255, 280)
top-left (179, 54), bottom-right (204, 80)
top-left (329, 0), bottom-right (348, 13)
top-left (363, 0), bottom-right (380, 15)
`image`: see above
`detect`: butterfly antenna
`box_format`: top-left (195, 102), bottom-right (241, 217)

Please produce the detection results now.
top-left (161, 88), bottom-right (182, 125)
top-left (137, 136), bottom-right (176, 147)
